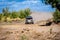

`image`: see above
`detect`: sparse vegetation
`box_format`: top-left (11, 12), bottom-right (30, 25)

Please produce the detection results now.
top-left (2, 7), bottom-right (9, 22)
top-left (0, 8), bottom-right (31, 22)
top-left (21, 34), bottom-right (28, 40)
top-left (50, 28), bottom-right (52, 34)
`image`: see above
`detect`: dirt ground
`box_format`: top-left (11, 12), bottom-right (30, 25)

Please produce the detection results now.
top-left (0, 23), bottom-right (60, 40)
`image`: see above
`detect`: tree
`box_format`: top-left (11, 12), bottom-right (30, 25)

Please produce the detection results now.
top-left (53, 9), bottom-right (60, 23)
top-left (2, 7), bottom-right (9, 22)
top-left (43, 0), bottom-right (60, 11)
top-left (24, 8), bottom-right (31, 17)
top-left (19, 8), bottom-right (31, 19)
top-left (43, 0), bottom-right (60, 23)
top-left (2, 7), bottom-right (9, 16)
top-left (19, 10), bottom-right (25, 19)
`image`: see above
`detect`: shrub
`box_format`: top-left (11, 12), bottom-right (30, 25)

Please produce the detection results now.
top-left (21, 34), bottom-right (28, 40)
top-left (0, 7), bottom-right (31, 22)
top-left (0, 14), bottom-right (2, 21)
top-left (24, 8), bottom-right (31, 17)
top-left (11, 11), bottom-right (18, 19)
top-left (53, 9), bottom-right (60, 23)
top-left (19, 10), bottom-right (25, 19)
top-left (19, 8), bottom-right (31, 19)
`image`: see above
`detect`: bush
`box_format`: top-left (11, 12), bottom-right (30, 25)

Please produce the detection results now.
top-left (0, 14), bottom-right (2, 21)
top-left (19, 8), bottom-right (31, 19)
top-left (0, 7), bottom-right (31, 22)
top-left (24, 8), bottom-right (31, 17)
top-left (53, 9), bottom-right (60, 23)
top-left (19, 10), bottom-right (25, 19)
top-left (11, 11), bottom-right (18, 19)
top-left (20, 34), bottom-right (28, 40)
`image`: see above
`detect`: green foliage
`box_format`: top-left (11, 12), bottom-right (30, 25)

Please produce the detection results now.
top-left (24, 8), bottom-right (31, 17)
top-left (2, 7), bottom-right (9, 22)
top-left (43, 0), bottom-right (60, 8)
top-left (11, 11), bottom-right (18, 18)
top-left (43, 0), bottom-right (60, 23)
top-left (0, 7), bottom-right (31, 22)
top-left (19, 8), bottom-right (31, 19)
top-left (19, 10), bottom-right (25, 19)
top-left (53, 9), bottom-right (60, 22)
top-left (0, 14), bottom-right (2, 21)
top-left (2, 7), bottom-right (9, 17)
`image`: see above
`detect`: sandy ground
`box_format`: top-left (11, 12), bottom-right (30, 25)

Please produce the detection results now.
top-left (31, 12), bottom-right (53, 23)
top-left (0, 23), bottom-right (60, 40)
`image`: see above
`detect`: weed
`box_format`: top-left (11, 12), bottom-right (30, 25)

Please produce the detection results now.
top-left (20, 34), bottom-right (28, 40)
